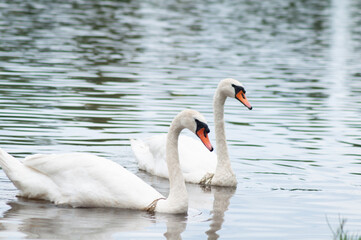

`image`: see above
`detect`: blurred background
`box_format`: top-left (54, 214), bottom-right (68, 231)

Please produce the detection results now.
top-left (0, 0), bottom-right (360, 239)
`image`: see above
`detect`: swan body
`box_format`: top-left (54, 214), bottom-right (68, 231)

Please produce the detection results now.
top-left (131, 134), bottom-right (217, 184)
top-left (0, 109), bottom-right (213, 214)
top-left (131, 78), bottom-right (252, 187)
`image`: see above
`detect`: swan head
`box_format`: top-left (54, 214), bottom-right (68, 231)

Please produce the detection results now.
top-left (178, 109), bottom-right (214, 152)
top-left (218, 78), bottom-right (252, 110)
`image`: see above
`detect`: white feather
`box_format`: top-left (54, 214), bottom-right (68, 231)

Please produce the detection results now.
top-left (0, 109), bottom-right (211, 213)
top-left (131, 134), bottom-right (216, 183)
top-left (131, 78), bottom-right (251, 187)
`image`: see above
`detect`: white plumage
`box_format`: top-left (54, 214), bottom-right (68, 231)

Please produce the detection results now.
top-left (131, 78), bottom-right (252, 187)
top-left (0, 109), bottom-right (212, 213)
top-left (0, 151), bottom-right (163, 209)
top-left (131, 134), bottom-right (217, 184)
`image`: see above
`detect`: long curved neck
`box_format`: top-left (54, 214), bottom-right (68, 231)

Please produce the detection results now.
top-left (162, 117), bottom-right (188, 213)
top-left (213, 89), bottom-right (236, 184)
top-left (213, 90), bottom-right (231, 171)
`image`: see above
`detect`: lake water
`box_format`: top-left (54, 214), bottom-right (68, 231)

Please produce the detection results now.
top-left (0, 0), bottom-right (361, 239)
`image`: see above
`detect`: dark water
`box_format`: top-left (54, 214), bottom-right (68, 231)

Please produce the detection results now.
top-left (0, 0), bottom-right (361, 239)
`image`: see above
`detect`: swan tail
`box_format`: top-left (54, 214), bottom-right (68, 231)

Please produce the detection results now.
top-left (0, 148), bottom-right (24, 178)
top-left (0, 148), bottom-right (19, 170)
top-left (130, 139), bottom-right (153, 171)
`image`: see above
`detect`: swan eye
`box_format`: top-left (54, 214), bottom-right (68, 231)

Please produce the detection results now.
top-left (231, 84), bottom-right (246, 95)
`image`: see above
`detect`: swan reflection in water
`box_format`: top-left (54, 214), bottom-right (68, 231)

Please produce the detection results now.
top-left (204, 186), bottom-right (236, 239)
top-left (0, 184), bottom-right (235, 239)
top-left (0, 198), bottom-right (186, 239)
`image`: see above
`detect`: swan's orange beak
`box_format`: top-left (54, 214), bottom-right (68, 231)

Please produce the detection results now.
top-left (236, 91), bottom-right (252, 110)
top-left (196, 128), bottom-right (213, 152)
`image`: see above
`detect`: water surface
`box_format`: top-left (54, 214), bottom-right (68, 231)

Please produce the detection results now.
top-left (0, 0), bottom-right (361, 239)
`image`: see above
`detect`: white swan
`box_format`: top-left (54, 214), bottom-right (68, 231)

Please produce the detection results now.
top-left (131, 78), bottom-right (252, 187)
top-left (0, 109), bottom-right (213, 214)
